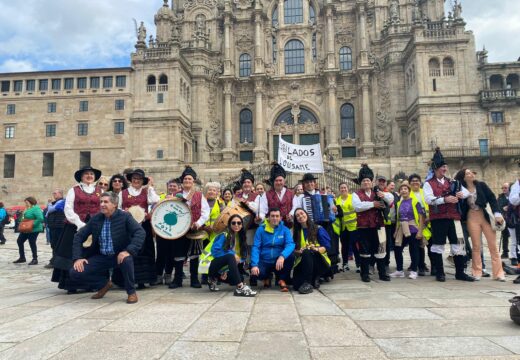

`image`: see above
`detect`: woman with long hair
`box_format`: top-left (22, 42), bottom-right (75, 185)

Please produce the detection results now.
top-left (96, 176), bottom-right (110, 193)
top-left (455, 169), bottom-right (505, 281)
top-left (293, 208), bottom-right (331, 294)
top-left (108, 174), bottom-right (128, 195)
top-left (207, 214), bottom-right (256, 296)
top-left (13, 196), bottom-right (44, 265)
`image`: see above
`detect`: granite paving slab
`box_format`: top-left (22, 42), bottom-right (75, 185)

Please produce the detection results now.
top-left (301, 316), bottom-right (374, 347)
top-left (429, 306), bottom-right (510, 320)
top-left (160, 341), bottom-right (239, 359)
top-left (309, 346), bottom-right (389, 360)
top-left (248, 303), bottom-right (301, 332)
top-left (180, 311), bottom-right (249, 342)
top-left (237, 332), bottom-right (310, 360)
top-left (344, 308), bottom-right (442, 321)
top-left (208, 293), bottom-right (255, 312)
top-left (294, 292), bottom-right (345, 316)
top-left (488, 336), bottom-right (520, 354)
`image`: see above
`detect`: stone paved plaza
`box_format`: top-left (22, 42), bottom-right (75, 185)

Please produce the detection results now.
top-left (0, 229), bottom-right (519, 360)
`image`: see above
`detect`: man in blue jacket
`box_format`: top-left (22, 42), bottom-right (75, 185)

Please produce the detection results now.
top-left (70, 192), bottom-right (145, 304)
top-left (251, 207), bottom-right (295, 291)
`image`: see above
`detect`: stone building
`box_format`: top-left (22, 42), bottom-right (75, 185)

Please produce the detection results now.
top-left (0, 0), bottom-right (519, 205)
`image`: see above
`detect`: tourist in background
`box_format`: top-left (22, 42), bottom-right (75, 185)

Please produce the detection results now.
top-left (13, 197), bottom-right (44, 265)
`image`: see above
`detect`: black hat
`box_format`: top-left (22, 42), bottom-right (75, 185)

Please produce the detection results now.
top-left (356, 163), bottom-right (374, 184)
top-left (431, 147), bottom-right (446, 170)
top-left (125, 169), bottom-right (149, 185)
top-left (269, 162), bottom-right (287, 185)
top-left (74, 166), bottom-right (101, 183)
top-left (240, 168), bottom-right (255, 185)
top-left (181, 165), bottom-right (197, 181)
top-left (301, 173), bottom-right (318, 182)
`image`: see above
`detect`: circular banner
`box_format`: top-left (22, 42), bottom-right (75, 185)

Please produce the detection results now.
top-left (151, 199), bottom-right (191, 240)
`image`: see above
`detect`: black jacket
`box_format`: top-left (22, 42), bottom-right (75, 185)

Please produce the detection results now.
top-left (72, 209), bottom-right (145, 261)
top-left (460, 181), bottom-right (500, 223)
top-left (497, 193), bottom-right (509, 216)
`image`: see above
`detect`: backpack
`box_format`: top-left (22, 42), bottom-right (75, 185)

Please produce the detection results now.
top-left (510, 296), bottom-right (520, 326)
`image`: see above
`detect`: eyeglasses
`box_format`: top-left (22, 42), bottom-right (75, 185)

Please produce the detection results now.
top-left (112, 179), bottom-right (122, 183)
top-left (98, 183), bottom-right (109, 187)
top-left (230, 221), bottom-right (242, 226)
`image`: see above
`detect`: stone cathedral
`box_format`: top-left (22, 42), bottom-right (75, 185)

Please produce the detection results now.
top-left (0, 0), bottom-right (519, 205)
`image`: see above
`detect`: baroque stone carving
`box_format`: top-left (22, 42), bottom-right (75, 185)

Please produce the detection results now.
top-left (374, 111), bottom-right (392, 145)
top-left (335, 27), bottom-right (354, 46)
top-left (184, 0), bottom-right (218, 9)
top-left (206, 83), bottom-right (222, 151)
top-left (236, 33), bottom-right (254, 52)
top-left (233, 0), bottom-right (254, 10)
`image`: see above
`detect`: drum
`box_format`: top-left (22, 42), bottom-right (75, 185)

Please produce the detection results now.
top-left (151, 199), bottom-right (192, 240)
top-left (186, 230), bottom-right (209, 240)
top-left (212, 203), bottom-right (252, 234)
top-left (127, 205), bottom-right (146, 224)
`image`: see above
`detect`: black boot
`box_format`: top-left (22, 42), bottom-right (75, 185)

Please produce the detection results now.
top-left (432, 253), bottom-right (445, 282)
top-left (454, 255), bottom-right (475, 282)
top-left (169, 260), bottom-right (184, 289)
top-left (377, 259), bottom-right (390, 281)
top-left (360, 257), bottom-right (370, 282)
top-left (190, 258), bottom-right (201, 288)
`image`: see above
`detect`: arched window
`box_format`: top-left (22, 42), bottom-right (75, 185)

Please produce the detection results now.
top-left (272, 36), bottom-right (277, 63)
top-left (442, 57), bottom-right (455, 76)
top-left (298, 108), bottom-right (318, 124)
top-left (309, 4), bottom-right (316, 24)
top-left (339, 47), bottom-right (352, 70)
top-left (239, 109), bottom-right (253, 144)
top-left (312, 33), bottom-right (317, 62)
top-left (274, 109), bottom-right (294, 125)
top-left (147, 75), bottom-right (156, 85)
top-left (284, 39), bottom-right (305, 74)
top-left (506, 74), bottom-right (519, 89)
top-left (490, 74), bottom-right (504, 89)
top-left (159, 74), bottom-right (168, 84)
top-left (428, 58), bottom-right (440, 77)
top-left (340, 103), bottom-right (355, 139)
top-left (239, 53), bottom-right (252, 77)
top-left (284, 0), bottom-right (303, 24)
top-left (272, 6), bottom-right (279, 27)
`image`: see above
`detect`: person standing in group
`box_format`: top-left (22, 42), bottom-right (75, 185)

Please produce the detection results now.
top-left (265, 163), bottom-right (294, 229)
top-left (69, 192), bottom-right (145, 304)
top-left (0, 202), bottom-right (8, 245)
top-left (221, 188), bottom-right (234, 207)
top-left (391, 181), bottom-right (425, 279)
top-left (352, 164), bottom-right (394, 282)
top-left (108, 174), bottom-right (128, 199)
top-left (454, 169), bottom-right (505, 281)
top-left (333, 182), bottom-right (359, 272)
top-left (96, 176), bottom-right (110, 193)
top-left (52, 166), bottom-right (102, 293)
top-left (423, 148), bottom-right (474, 282)
top-left (44, 189), bottom-right (66, 269)
top-left (497, 182), bottom-right (510, 260)
top-left (13, 197), bottom-right (44, 265)
top-left (408, 174), bottom-right (432, 276)
top-left (169, 166), bottom-right (210, 289)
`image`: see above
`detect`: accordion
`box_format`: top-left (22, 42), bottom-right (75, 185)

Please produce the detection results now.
top-left (304, 194), bottom-right (336, 223)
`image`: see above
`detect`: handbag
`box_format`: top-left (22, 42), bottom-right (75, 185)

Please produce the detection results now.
top-left (19, 219), bottom-right (34, 233)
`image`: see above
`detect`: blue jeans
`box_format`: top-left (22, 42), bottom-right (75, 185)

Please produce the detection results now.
top-left (17, 232), bottom-right (39, 260)
top-left (70, 254), bottom-right (136, 295)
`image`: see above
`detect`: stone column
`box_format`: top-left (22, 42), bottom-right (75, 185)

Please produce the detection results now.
top-left (223, 6), bottom-right (232, 75)
top-left (253, 80), bottom-right (267, 161)
top-left (360, 73), bottom-right (374, 156)
top-left (326, 74), bottom-right (340, 157)
top-left (222, 81), bottom-right (235, 160)
top-left (254, 8), bottom-right (265, 73)
top-left (358, 2), bottom-right (369, 66)
top-left (325, 5), bottom-right (335, 69)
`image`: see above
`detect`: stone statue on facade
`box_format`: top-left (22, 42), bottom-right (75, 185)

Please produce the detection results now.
top-left (196, 14), bottom-right (206, 34)
top-left (137, 22), bottom-right (147, 42)
top-left (453, 0), bottom-right (463, 20)
top-left (412, 0), bottom-right (421, 24)
top-left (389, 0), bottom-right (400, 24)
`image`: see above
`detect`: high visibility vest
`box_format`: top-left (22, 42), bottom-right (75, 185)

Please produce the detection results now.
top-left (410, 189), bottom-right (431, 240)
top-left (205, 199), bottom-right (223, 242)
top-left (294, 228), bottom-right (331, 267)
top-left (396, 197), bottom-right (431, 241)
top-left (199, 232), bottom-right (241, 275)
top-left (333, 194), bottom-right (357, 235)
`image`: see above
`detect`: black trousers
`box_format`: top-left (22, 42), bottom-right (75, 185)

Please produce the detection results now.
top-left (0, 224), bottom-right (6, 242)
top-left (17, 232), bottom-right (39, 260)
top-left (394, 234), bottom-right (420, 272)
top-left (293, 250), bottom-right (329, 290)
top-left (340, 229), bottom-right (360, 267)
top-left (208, 254), bottom-right (243, 286)
top-left (358, 228), bottom-right (385, 258)
top-left (156, 236), bottom-right (175, 276)
top-left (430, 219), bottom-right (458, 245)
top-left (384, 224), bottom-right (396, 265)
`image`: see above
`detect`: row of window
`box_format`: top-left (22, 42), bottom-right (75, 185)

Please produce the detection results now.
top-left (272, 0), bottom-right (316, 26)
top-left (4, 99), bottom-right (125, 115)
top-left (240, 45), bottom-right (352, 77)
top-left (0, 75), bottom-right (127, 93)
top-left (4, 121), bottom-right (125, 139)
top-left (428, 57), bottom-right (455, 77)
top-left (3, 151), bottom-right (91, 178)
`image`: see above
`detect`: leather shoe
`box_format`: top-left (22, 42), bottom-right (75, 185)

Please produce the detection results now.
top-left (436, 274), bottom-right (446, 282)
top-left (13, 258), bottom-right (26, 264)
top-left (514, 275), bottom-right (520, 284)
top-left (91, 280), bottom-right (112, 299)
top-left (127, 293), bottom-right (138, 304)
top-left (455, 273), bottom-right (475, 282)
top-left (379, 274), bottom-right (391, 281)
top-left (361, 274), bottom-right (371, 283)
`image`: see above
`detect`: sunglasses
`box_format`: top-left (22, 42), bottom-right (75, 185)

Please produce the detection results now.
top-left (112, 179), bottom-right (122, 183)
top-left (98, 183), bottom-right (109, 186)
top-left (230, 221), bottom-right (242, 226)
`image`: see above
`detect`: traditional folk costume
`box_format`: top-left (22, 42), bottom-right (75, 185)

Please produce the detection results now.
top-left (333, 192), bottom-right (359, 271)
top-left (352, 164), bottom-right (394, 282)
top-left (51, 166), bottom-right (102, 292)
top-left (265, 163), bottom-right (294, 228)
top-left (113, 169), bottom-right (159, 287)
top-left (169, 166), bottom-right (210, 289)
top-left (423, 148), bottom-right (473, 282)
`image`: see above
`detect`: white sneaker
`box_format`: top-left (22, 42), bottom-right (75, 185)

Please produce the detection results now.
top-left (234, 284), bottom-right (257, 297)
top-left (473, 276), bottom-right (481, 281)
top-left (390, 270), bottom-right (405, 278)
top-left (408, 271), bottom-right (418, 279)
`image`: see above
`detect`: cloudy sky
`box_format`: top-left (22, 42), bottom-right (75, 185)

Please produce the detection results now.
top-left (0, 0), bottom-right (518, 72)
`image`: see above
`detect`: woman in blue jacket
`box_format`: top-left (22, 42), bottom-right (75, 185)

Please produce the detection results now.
top-left (208, 214), bottom-right (256, 297)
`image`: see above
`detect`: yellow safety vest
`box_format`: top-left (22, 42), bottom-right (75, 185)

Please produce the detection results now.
top-left (205, 199), bottom-right (223, 242)
top-left (333, 194), bottom-right (357, 235)
top-left (294, 229), bottom-right (331, 267)
top-left (410, 189), bottom-right (431, 240)
top-left (396, 197), bottom-right (431, 241)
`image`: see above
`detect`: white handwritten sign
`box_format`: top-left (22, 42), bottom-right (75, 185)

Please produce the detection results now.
top-left (277, 135), bottom-right (324, 173)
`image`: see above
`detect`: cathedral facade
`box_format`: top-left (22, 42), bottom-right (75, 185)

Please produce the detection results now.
top-left (0, 0), bottom-right (519, 205)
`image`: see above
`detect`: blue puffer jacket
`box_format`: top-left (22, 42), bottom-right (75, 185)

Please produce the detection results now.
top-left (211, 232), bottom-right (235, 258)
top-left (251, 221), bottom-right (295, 267)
